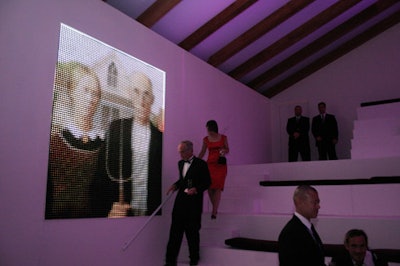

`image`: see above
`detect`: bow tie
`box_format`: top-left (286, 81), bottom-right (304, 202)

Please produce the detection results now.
top-left (184, 159), bottom-right (192, 164)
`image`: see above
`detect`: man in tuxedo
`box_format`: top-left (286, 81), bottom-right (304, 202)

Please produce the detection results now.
top-left (165, 140), bottom-right (211, 266)
top-left (330, 229), bottom-right (388, 266)
top-left (278, 185), bottom-right (325, 266)
top-left (286, 105), bottom-right (311, 162)
top-left (93, 72), bottom-right (162, 217)
top-left (312, 102), bottom-right (339, 160)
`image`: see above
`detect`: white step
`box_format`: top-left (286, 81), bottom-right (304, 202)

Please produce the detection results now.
top-left (351, 135), bottom-right (400, 159)
top-left (204, 191), bottom-right (265, 215)
top-left (175, 246), bottom-right (279, 266)
top-left (229, 157), bottom-right (400, 181)
top-left (220, 182), bottom-right (400, 217)
top-left (199, 214), bottom-right (400, 249)
top-left (176, 246), bottom-right (400, 266)
top-left (352, 102), bottom-right (400, 159)
top-left (353, 117), bottom-right (400, 139)
top-left (357, 102), bottom-right (400, 120)
top-left (173, 213), bottom-right (400, 265)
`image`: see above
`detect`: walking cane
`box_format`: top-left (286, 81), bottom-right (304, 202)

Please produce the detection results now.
top-left (122, 191), bottom-right (175, 251)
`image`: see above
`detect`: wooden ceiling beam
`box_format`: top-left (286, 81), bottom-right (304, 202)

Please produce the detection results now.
top-left (248, 0), bottom-right (399, 90)
top-left (207, 0), bottom-right (315, 67)
top-left (179, 0), bottom-right (257, 51)
top-left (263, 10), bottom-right (400, 98)
top-left (229, 0), bottom-right (363, 79)
top-left (137, 0), bottom-right (182, 28)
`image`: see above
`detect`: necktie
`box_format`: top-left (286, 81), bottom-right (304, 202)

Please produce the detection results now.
top-left (310, 224), bottom-right (323, 251)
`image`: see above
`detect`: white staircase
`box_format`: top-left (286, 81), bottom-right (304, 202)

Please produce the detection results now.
top-left (173, 158), bottom-right (400, 265)
top-left (351, 101), bottom-right (400, 159)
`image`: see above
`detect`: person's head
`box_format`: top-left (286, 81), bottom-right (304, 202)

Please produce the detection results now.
top-left (344, 229), bottom-right (369, 264)
top-left (318, 102), bottom-right (326, 114)
top-left (293, 185), bottom-right (320, 220)
top-left (178, 140), bottom-right (194, 160)
top-left (126, 72), bottom-right (154, 125)
top-left (294, 105), bottom-right (302, 116)
top-left (57, 62), bottom-right (101, 122)
top-left (206, 120), bottom-right (219, 134)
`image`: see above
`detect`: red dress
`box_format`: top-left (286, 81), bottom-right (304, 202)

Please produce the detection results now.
top-left (203, 135), bottom-right (227, 190)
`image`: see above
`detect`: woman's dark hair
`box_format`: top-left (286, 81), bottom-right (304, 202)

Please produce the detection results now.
top-left (206, 120), bottom-right (218, 133)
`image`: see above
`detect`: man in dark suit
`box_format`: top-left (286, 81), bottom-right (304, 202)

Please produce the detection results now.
top-left (286, 105), bottom-right (311, 162)
top-left (278, 185), bottom-right (325, 266)
top-left (92, 72), bottom-right (162, 217)
top-left (312, 102), bottom-right (339, 160)
top-left (165, 140), bottom-right (211, 266)
top-left (330, 229), bottom-right (388, 266)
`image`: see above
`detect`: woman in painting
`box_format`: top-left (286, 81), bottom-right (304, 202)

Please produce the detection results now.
top-left (45, 62), bottom-right (103, 219)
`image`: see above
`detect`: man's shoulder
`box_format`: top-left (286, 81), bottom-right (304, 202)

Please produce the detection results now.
top-left (280, 216), bottom-right (300, 233)
top-left (193, 157), bottom-right (207, 165)
top-left (192, 158), bottom-right (210, 173)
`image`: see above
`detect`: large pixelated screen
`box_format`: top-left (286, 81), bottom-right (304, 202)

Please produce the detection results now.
top-left (45, 24), bottom-right (165, 219)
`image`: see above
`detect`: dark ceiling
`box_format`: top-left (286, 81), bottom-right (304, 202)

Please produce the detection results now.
top-left (104, 0), bottom-right (400, 98)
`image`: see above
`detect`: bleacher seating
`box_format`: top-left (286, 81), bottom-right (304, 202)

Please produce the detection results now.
top-left (225, 237), bottom-right (400, 263)
top-left (351, 101), bottom-right (400, 159)
top-left (173, 100), bottom-right (400, 265)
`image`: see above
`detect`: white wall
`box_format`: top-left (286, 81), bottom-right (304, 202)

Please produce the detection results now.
top-left (271, 23), bottom-right (400, 162)
top-left (1, 0), bottom-right (400, 265)
top-left (0, 0), bottom-right (270, 265)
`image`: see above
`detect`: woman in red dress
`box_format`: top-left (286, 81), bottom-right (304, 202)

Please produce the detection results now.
top-left (198, 120), bottom-right (229, 219)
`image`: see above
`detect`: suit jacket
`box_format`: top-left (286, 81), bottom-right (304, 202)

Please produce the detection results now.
top-left (331, 250), bottom-right (388, 266)
top-left (286, 116), bottom-right (310, 146)
top-left (93, 118), bottom-right (162, 217)
top-left (171, 157), bottom-right (211, 217)
top-left (278, 215), bottom-right (325, 266)
top-left (312, 113), bottom-right (338, 143)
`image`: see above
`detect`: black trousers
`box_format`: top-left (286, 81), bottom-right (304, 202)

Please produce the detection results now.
top-left (288, 141), bottom-right (310, 162)
top-left (317, 140), bottom-right (337, 160)
top-left (165, 213), bottom-right (201, 264)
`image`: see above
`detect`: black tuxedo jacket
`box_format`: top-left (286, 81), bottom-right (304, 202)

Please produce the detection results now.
top-left (171, 157), bottom-right (211, 217)
top-left (278, 215), bottom-right (325, 266)
top-left (286, 116), bottom-right (310, 145)
top-left (93, 118), bottom-right (162, 216)
top-left (312, 113), bottom-right (338, 142)
top-left (331, 250), bottom-right (388, 266)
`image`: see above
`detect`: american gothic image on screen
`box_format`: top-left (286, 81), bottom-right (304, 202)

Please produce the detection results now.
top-left (45, 24), bottom-right (165, 219)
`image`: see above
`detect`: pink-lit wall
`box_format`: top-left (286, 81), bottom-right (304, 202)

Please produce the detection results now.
top-left (270, 23), bottom-right (400, 162)
top-left (1, 0), bottom-right (400, 265)
top-left (0, 0), bottom-right (270, 265)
